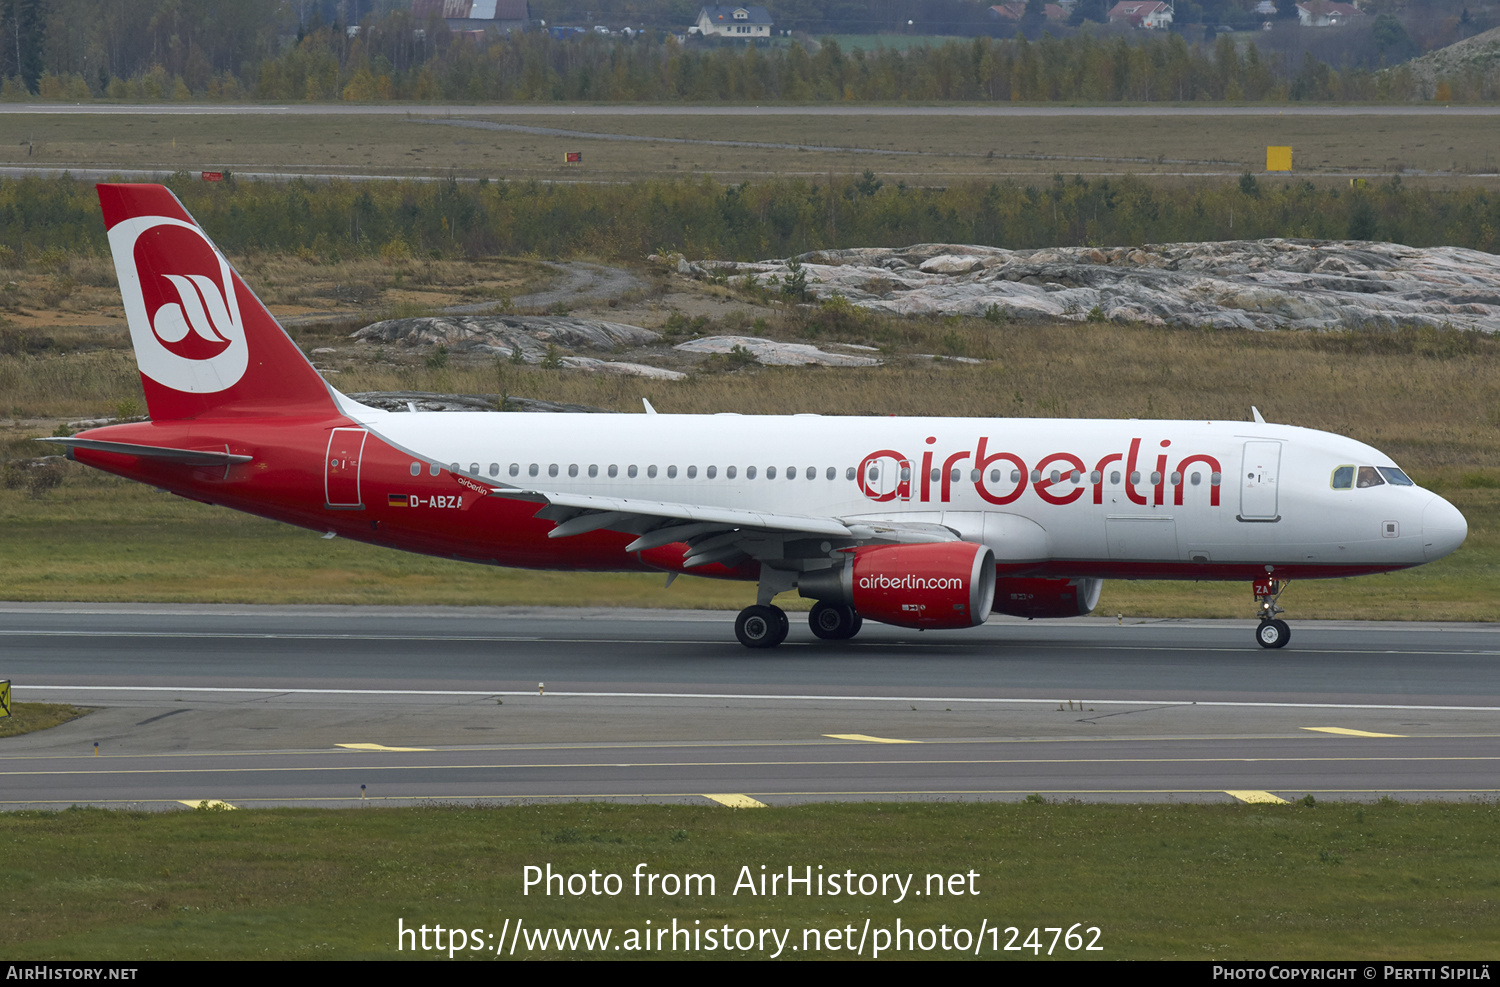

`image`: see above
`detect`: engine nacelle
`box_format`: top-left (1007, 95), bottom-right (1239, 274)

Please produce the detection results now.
top-left (991, 577), bottom-right (1102, 619)
top-left (799, 542), bottom-right (996, 630)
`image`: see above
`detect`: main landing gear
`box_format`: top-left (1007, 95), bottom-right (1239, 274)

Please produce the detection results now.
top-left (1253, 576), bottom-right (1291, 649)
top-left (735, 604), bottom-right (789, 648)
top-left (808, 600), bottom-right (862, 640)
top-left (733, 601), bottom-right (864, 648)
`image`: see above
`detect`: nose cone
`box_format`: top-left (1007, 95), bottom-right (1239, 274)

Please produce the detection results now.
top-left (1422, 495), bottom-right (1468, 562)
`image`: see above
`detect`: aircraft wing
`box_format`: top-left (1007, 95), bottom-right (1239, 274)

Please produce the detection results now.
top-left (487, 485), bottom-right (958, 569)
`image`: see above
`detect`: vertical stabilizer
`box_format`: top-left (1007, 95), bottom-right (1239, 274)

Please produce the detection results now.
top-left (98, 183), bottom-right (337, 421)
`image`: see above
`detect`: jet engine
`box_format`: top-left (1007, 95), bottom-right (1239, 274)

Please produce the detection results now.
top-left (990, 577), bottom-right (1102, 619)
top-left (798, 542), bottom-right (996, 630)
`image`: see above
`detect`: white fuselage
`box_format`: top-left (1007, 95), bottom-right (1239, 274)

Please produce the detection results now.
top-left (354, 408), bottom-right (1467, 574)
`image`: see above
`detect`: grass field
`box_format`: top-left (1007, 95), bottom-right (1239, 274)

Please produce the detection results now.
top-left (3, 800), bottom-right (1497, 959)
top-left (2, 110), bottom-right (1497, 184)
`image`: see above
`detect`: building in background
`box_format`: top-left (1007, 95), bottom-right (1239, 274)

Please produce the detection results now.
top-left (410, 0), bottom-right (530, 33)
top-left (692, 6), bottom-right (774, 39)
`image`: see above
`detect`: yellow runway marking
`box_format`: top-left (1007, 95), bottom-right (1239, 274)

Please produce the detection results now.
top-left (703, 794), bottom-right (768, 808)
top-left (176, 799), bottom-right (237, 810)
top-left (1302, 727), bottom-right (1404, 738)
top-left (337, 743), bottom-right (435, 752)
top-left (823, 734), bottom-right (921, 744)
top-left (1225, 790), bottom-right (1290, 804)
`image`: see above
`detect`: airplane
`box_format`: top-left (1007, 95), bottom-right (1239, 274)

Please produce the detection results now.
top-left (40, 183), bottom-right (1469, 650)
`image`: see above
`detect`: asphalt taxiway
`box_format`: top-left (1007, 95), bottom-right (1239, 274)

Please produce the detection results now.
top-left (2, 604), bottom-right (1496, 809)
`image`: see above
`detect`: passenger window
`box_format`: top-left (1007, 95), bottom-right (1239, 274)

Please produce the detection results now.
top-left (588, 464), bottom-right (598, 478)
top-left (845, 467), bottom-right (855, 481)
top-left (509, 463), bottom-right (520, 477)
top-left (528, 464), bottom-right (539, 477)
top-left (1357, 466), bottom-right (1385, 488)
top-left (747, 466), bottom-right (758, 479)
top-left (687, 465), bottom-right (697, 478)
top-left (766, 466), bottom-right (776, 479)
top-left (1331, 466), bottom-right (1354, 489)
top-left (409, 462), bottom-right (421, 477)
top-left (707, 466), bottom-right (717, 479)
top-left (1110, 470), bottom-right (1121, 484)
top-left (787, 466), bottom-right (797, 479)
top-left (628, 465), bottom-right (638, 478)
top-left (489, 463), bottom-right (499, 477)
top-left (647, 465), bottom-right (657, 478)
top-left (726, 466), bottom-right (737, 479)
top-left (666, 465), bottom-right (676, 478)
top-left (548, 464), bottom-right (558, 478)
top-left (568, 464), bottom-right (578, 478)
top-left (469, 463), bottom-right (479, 475)
top-left (430, 463), bottom-right (441, 477)
top-left (826, 467), bottom-right (836, 480)
top-left (608, 465), bottom-right (618, 478)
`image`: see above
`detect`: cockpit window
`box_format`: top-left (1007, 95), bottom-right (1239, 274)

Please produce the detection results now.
top-left (1331, 466), bottom-right (1354, 489)
top-left (1378, 467), bottom-right (1415, 486)
top-left (1356, 466), bottom-right (1385, 488)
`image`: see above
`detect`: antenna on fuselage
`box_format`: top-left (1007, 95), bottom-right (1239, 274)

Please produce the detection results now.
top-left (643, 398), bottom-right (658, 415)
top-left (1251, 406), bottom-right (1267, 424)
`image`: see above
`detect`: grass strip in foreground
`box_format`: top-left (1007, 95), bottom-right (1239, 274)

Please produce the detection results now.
top-left (0, 702), bottom-right (89, 739)
top-left (2, 801), bottom-right (1496, 959)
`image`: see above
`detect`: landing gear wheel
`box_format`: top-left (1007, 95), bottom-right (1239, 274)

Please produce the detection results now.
top-left (1256, 619), bottom-right (1291, 649)
top-left (736, 604), bottom-right (788, 649)
top-left (809, 601), bottom-right (861, 640)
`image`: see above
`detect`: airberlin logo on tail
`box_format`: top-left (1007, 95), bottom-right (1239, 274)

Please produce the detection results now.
top-left (108, 215), bottom-right (248, 394)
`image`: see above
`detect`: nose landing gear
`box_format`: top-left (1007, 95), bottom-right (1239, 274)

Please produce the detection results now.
top-left (1253, 576), bottom-right (1290, 649)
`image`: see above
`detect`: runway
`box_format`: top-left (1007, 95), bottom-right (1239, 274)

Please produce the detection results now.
top-left (2, 604), bottom-right (1497, 809)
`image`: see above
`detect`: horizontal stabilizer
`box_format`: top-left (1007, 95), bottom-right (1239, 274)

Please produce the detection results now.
top-left (37, 437), bottom-right (252, 466)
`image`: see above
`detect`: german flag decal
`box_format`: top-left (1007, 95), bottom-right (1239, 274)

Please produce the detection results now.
top-left (388, 494), bottom-right (409, 507)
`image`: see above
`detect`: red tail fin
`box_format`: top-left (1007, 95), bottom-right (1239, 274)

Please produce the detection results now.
top-left (98, 183), bottom-right (337, 421)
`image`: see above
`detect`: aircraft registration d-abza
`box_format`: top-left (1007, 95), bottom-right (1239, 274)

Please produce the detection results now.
top-left (44, 184), bottom-right (1469, 650)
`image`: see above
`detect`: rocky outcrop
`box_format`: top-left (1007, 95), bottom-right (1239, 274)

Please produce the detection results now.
top-left (673, 335), bottom-right (882, 366)
top-left (353, 315), bottom-right (661, 359)
top-left (1396, 25), bottom-right (1500, 100)
top-left (708, 239), bottom-right (1500, 332)
top-left (352, 314), bottom-right (682, 378)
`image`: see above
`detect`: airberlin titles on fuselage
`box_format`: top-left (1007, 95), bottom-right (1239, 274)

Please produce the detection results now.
top-left (856, 436), bottom-right (1224, 508)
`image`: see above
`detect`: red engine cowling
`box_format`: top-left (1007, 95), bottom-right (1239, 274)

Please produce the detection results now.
top-left (798, 542), bottom-right (996, 630)
top-left (991, 577), bottom-right (1102, 619)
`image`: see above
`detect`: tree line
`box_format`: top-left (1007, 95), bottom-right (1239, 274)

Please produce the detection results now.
top-left (1, 173), bottom-right (1495, 266)
top-left (0, 0), bottom-right (1490, 103)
